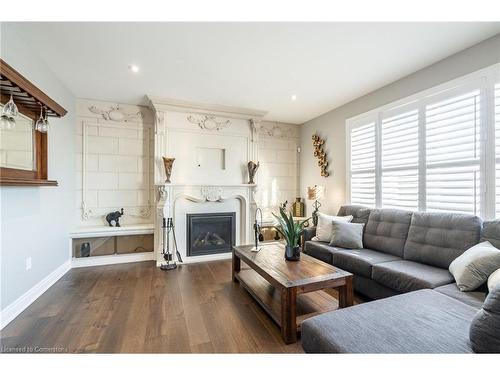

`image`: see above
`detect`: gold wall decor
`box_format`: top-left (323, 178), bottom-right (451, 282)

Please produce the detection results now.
top-left (312, 133), bottom-right (329, 177)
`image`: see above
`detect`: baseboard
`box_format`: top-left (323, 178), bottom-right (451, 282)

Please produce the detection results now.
top-left (72, 252), bottom-right (155, 268)
top-left (155, 251), bottom-right (232, 266)
top-left (0, 260), bottom-right (71, 330)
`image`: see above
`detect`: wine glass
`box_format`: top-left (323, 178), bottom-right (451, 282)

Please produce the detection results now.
top-left (1, 93), bottom-right (18, 129)
top-left (41, 109), bottom-right (49, 133)
top-left (35, 105), bottom-right (48, 133)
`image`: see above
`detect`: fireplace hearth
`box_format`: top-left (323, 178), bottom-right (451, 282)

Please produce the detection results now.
top-left (186, 212), bottom-right (236, 257)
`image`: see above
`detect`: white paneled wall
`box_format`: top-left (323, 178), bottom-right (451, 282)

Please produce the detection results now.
top-left (256, 121), bottom-right (300, 221)
top-left (75, 99), bottom-right (154, 227)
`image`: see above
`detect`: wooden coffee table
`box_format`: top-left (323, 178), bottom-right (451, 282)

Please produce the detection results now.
top-left (232, 243), bottom-right (353, 344)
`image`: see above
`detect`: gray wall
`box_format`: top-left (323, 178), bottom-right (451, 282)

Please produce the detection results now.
top-left (300, 34), bottom-right (500, 216)
top-left (0, 24), bottom-right (76, 310)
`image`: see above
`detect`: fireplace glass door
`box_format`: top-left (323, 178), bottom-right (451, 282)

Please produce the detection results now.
top-left (186, 212), bottom-right (236, 256)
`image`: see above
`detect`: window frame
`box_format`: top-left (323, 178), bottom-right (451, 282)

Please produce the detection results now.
top-left (346, 62), bottom-right (500, 219)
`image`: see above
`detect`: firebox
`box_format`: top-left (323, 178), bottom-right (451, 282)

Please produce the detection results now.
top-left (186, 212), bottom-right (236, 257)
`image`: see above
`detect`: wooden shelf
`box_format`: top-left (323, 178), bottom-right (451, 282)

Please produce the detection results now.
top-left (0, 59), bottom-right (67, 118)
top-left (70, 224), bottom-right (154, 239)
top-left (236, 266), bottom-right (339, 330)
top-left (0, 177), bottom-right (58, 186)
top-left (1, 58), bottom-right (67, 187)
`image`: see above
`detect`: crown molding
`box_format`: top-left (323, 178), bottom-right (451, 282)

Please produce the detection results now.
top-left (146, 95), bottom-right (267, 120)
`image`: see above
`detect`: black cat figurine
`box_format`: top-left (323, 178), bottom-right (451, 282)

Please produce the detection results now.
top-left (106, 208), bottom-right (124, 227)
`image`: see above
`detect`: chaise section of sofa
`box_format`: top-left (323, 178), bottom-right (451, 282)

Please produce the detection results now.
top-left (301, 289), bottom-right (478, 353)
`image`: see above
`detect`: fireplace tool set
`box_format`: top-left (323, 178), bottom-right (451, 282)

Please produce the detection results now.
top-left (160, 217), bottom-right (183, 271)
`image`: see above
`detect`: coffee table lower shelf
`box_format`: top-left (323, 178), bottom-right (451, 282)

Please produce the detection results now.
top-left (235, 267), bottom-right (339, 332)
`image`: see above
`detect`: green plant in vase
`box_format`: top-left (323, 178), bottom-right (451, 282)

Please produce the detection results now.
top-left (273, 206), bottom-right (310, 261)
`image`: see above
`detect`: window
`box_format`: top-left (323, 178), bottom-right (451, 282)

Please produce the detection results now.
top-left (347, 63), bottom-right (500, 219)
top-left (349, 122), bottom-right (376, 207)
top-left (381, 108), bottom-right (419, 210)
top-left (425, 90), bottom-right (481, 215)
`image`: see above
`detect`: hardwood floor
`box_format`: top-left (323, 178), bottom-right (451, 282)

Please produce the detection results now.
top-left (0, 260), bottom-right (358, 353)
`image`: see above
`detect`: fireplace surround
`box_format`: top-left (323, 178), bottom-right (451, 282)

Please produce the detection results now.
top-left (148, 97), bottom-right (266, 264)
top-left (186, 212), bottom-right (236, 256)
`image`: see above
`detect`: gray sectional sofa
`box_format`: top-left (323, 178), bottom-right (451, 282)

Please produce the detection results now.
top-left (300, 205), bottom-right (496, 353)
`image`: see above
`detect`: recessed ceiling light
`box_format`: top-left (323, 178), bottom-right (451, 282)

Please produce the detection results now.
top-left (291, 95), bottom-right (297, 101)
top-left (129, 64), bottom-right (139, 73)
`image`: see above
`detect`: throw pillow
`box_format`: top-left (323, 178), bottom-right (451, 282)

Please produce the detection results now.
top-left (469, 286), bottom-right (500, 353)
top-left (329, 221), bottom-right (364, 249)
top-left (488, 268), bottom-right (500, 293)
top-left (449, 241), bottom-right (500, 292)
top-left (312, 212), bottom-right (353, 242)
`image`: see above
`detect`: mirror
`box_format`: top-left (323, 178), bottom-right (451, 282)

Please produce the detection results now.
top-left (0, 104), bottom-right (36, 171)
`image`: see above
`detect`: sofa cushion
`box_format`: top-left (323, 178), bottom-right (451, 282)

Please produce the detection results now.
top-left (403, 211), bottom-right (482, 269)
top-left (363, 209), bottom-right (412, 257)
top-left (481, 220), bottom-right (500, 249)
top-left (337, 205), bottom-right (371, 225)
top-left (301, 289), bottom-right (476, 353)
top-left (488, 268), bottom-right (500, 292)
top-left (312, 212), bottom-right (353, 242)
top-left (470, 286), bottom-right (500, 353)
top-left (449, 241), bottom-right (500, 291)
top-left (434, 283), bottom-right (486, 309)
top-left (353, 274), bottom-right (399, 300)
top-left (303, 241), bottom-right (343, 264)
top-left (329, 221), bottom-right (364, 249)
top-left (372, 260), bottom-right (454, 293)
top-left (333, 249), bottom-right (401, 278)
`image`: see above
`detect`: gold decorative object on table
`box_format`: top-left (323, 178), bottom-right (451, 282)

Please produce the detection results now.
top-left (312, 133), bottom-right (329, 177)
top-left (162, 157), bottom-right (175, 183)
top-left (292, 197), bottom-right (305, 217)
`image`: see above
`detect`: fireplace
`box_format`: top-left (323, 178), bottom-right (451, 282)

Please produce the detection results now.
top-left (186, 212), bottom-right (236, 257)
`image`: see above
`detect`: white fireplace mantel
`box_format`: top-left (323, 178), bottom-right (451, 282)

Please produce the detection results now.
top-left (147, 97), bottom-right (267, 265)
top-left (154, 183), bottom-right (257, 265)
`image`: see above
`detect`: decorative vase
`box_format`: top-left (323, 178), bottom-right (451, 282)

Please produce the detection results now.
top-left (292, 197), bottom-right (305, 217)
top-left (285, 245), bottom-right (301, 261)
top-left (247, 160), bottom-right (259, 184)
top-left (162, 157), bottom-right (175, 183)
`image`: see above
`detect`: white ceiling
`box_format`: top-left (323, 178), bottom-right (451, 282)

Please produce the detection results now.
top-left (6, 22), bottom-right (500, 124)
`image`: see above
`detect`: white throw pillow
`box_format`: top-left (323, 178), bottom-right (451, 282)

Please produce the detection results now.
top-left (312, 212), bottom-right (353, 242)
top-left (488, 268), bottom-right (500, 292)
top-left (449, 241), bottom-right (500, 292)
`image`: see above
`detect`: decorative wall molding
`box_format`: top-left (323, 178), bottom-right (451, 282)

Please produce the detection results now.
top-left (81, 201), bottom-right (93, 220)
top-left (187, 115), bottom-right (231, 131)
top-left (88, 104), bottom-right (143, 122)
top-left (158, 185), bottom-right (167, 200)
top-left (200, 186), bottom-right (224, 202)
top-left (128, 204), bottom-right (153, 219)
top-left (80, 121), bottom-right (153, 221)
top-left (258, 123), bottom-right (287, 138)
top-left (146, 96), bottom-right (268, 120)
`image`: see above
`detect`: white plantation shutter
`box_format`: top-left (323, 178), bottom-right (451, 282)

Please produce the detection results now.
top-left (495, 84), bottom-right (500, 217)
top-left (425, 90), bottom-right (481, 215)
top-left (348, 65), bottom-right (498, 218)
top-left (350, 122), bottom-right (376, 206)
top-left (381, 109), bottom-right (418, 210)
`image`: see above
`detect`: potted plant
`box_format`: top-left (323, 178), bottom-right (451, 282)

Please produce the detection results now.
top-left (273, 206), bottom-right (310, 261)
